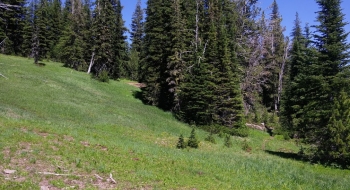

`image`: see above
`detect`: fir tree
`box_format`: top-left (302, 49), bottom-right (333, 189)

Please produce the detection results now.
top-left (110, 0), bottom-right (127, 80)
top-left (176, 134), bottom-right (186, 149)
top-left (34, 0), bottom-right (51, 59)
top-left (140, 0), bottom-right (172, 109)
top-left (43, 0), bottom-right (63, 59)
top-left (262, 0), bottom-right (286, 112)
top-left (90, 0), bottom-right (126, 80)
top-left (21, 0), bottom-right (36, 57)
top-left (280, 13), bottom-right (309, 137)
top-left (130, 0), bottom-right (144, 53)
top-left (130, 0), bottom-right (144, 81)
top-left (187, 128), bottom-right (199, 148)
top-left (319, 90), bottom-right (350, 167)
top-left (178, 0), bottom-right (215, 125)
top-left (304, 0), bottom-right (350, 163)
top-left (166, 0), bottom-right (188, 111)
top-left (224, 134), bottom-right (232, 148)
top-left (0, 0), bottom-right (26, 55)
top-left (55, 0), bottom-right (87, 70)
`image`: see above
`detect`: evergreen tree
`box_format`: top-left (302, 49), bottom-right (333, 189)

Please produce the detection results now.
top-left (130, 0), bottom-right (144, 53)
top-left (90, 0), bottom-right (126, 80)
top-left (179, 0), bottom-right (245, 134)
top-left (47, 0), bottom-right (63, 59)
top-left (224, 134), bottom-right (232, 148)
top-left (55, 0), bottom-right (87, 70)
top-left (214, 0), bottom-right (245, 130)
top-left (110, 0), bottom-right (127, 79)
top-left (0, 0), bottom-right (26, 55)
top-left (319, 91), bottom-right (350, 167)
top-left (280, 13), bottom-right (309, 137)
top-left (262, 0), bottom-right (285, 112)
top-left (176, 134), bottom-right (186, 149)
top-left (140, 0), bottom-right (172, 109)
top-left (21, 0), bottom-right (35, 57)
top-left (91, 0), bottom-right (115, 79)
top-left (34, 0), bottom-right (51, 60)
top-left (166, 0), bottom-right (188, 111)
top-left (187, 128), bottom-right (199, 148)
top-left (304, 0), bottom-right (350, 163)
top-left (129, 0), bottom-right (144, 81)
top-left (178, 0), bottom-right (215, 125)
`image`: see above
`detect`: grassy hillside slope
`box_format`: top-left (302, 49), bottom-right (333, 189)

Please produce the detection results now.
top-left (0, 54), bottom-right (349, 189)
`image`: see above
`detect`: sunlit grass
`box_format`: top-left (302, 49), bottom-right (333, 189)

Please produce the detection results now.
top-left (0, 54), bottom-right (350, 189)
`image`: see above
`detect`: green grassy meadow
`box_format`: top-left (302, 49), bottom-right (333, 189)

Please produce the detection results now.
top-left (0, 54), bottom-right (349, 189)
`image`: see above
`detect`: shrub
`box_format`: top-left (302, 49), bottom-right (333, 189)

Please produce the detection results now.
top-left (176, 134), bottom-right (186, 149)
top-left (97, 70), bottom-right (110, 83)
top-left (274, 135), bottom-right (285, 141)
top-left (205, 132), bottom-right (216, 144)
top-left (241, 140), bottom-right (252, 152)
top-left (230, 126), bottom-right (249, 137)
top-left (187, 128), bottom-right (199, 148)
top-left (218, 131), bottom-right (225, 138)
top-left (224, 134), bottom-right (232, 148)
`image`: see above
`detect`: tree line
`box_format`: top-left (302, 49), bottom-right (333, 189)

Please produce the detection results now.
top-left (1, 0), bottom-right (349, 167)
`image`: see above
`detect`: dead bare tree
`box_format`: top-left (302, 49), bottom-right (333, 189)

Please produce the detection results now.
top-left (0, 3), bottom-right (20, 10)
top-left (277, 37), bottom-right (290, 109)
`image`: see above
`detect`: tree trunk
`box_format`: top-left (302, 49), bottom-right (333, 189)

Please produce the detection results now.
top-left (87, 52), bottom-right (95, 74)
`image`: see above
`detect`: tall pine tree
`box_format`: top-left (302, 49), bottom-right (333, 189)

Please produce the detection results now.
top-left (308, 0), bottom-right (350, 165)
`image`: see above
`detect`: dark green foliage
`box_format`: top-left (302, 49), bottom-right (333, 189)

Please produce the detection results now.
top-left (129, 0), bottom-right (143, 81)
top-left (261, 0), bottom-right (286, 112)
top-left (123, 48), bottom-right (139, 80)
top-left (0, 0), bottom-right (26, 55)
top-left (303, 0), bottom-right (350, 148)
top-left (280, 0), bottom-right (350, 167)
top-left (317, 91), bottom-right (350, 168)
top-left (230, 126), bottom-right (249, 138)
top-left (130, 0), bottom-right (144, 53)
top-left (176, 134), bottom-right (186, 149)
top-left (187, 128), bottom-right (199, 149)
top-left (54, 0), bottom-right (91, 71)
top-left (21, 1), bottom-right (35, 57)
top-left (90, 0), bottom-right (127, 80)
top-left (47, 0), bottom-right (63, 59)
top-left (224, 134), bottom-right (232, 148)
top-left (34, 0), bottom-right (51, 59)
top-left (279, 13), bottom-right (303, 134)
top-left (140, 0), bottom-right (172, 108)
top-left (179, 0), bottom-right (246, 134)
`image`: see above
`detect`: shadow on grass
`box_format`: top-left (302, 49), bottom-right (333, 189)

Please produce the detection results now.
top-left (265, 150), bottom-right (305, 161)
top-left (131, 89), bottom-right (174, 112)
top-left (35, 62), bottom-right (46, 67)
top-left (132, 90), bottom-right (148, 105)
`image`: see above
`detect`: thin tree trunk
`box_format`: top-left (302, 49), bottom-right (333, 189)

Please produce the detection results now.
top-left (276, 38), bottom-right (290, 111)
top-left (87, 52), bottom-right (95, 74)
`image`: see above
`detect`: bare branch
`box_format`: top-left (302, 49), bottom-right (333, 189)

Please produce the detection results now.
top-left (0, 73), bottom-right (8, 80)
top-left (109, 173), bottom-right (117, 184)
top-left (37, 172), bottom-right (83, 176)
top-left (0, 3), bottom-right (20, 10)
top-left (94, 174), bottom-right (103, 180)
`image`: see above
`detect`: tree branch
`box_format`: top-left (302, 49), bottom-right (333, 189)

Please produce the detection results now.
top-left (0, 73), bottom-right (8, 80)
top-left (0, 3), bottom-right (20, 10)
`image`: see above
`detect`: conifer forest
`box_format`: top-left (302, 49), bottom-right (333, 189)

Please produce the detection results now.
top-left (1, 0), bottom-right (350, 168)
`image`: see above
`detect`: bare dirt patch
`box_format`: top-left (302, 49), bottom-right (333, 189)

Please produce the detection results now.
top-left (127, 82), bottom-right (146, 88)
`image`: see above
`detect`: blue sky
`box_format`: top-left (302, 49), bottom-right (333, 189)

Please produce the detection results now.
top-left (120, 0), bottom-right (350, 41)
